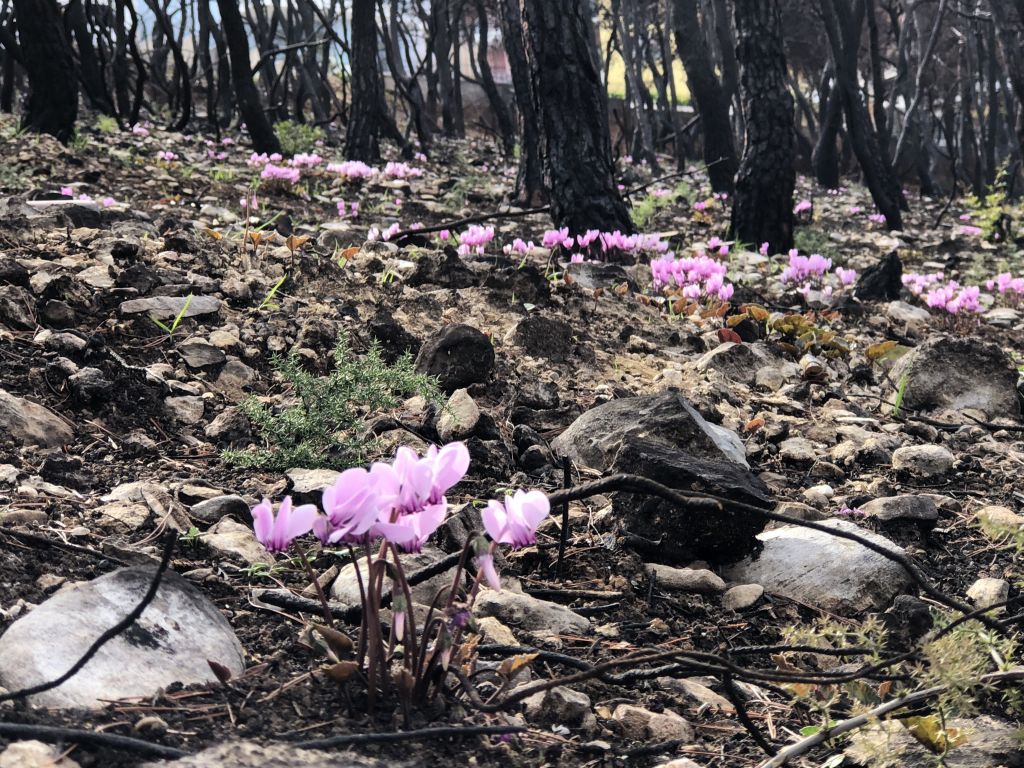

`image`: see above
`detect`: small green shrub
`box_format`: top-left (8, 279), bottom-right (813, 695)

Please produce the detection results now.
top-left (793, 226), bottom-right (837, 262)
top-left (96, 115), bottom-right (119, 134)
top-left (275, 120), bottom-right (325, 156)
top-left (222, 334), bottom-right (442, 470)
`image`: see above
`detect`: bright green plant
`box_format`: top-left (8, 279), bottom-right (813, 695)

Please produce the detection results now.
top-left (151, 294), bottom-right (193, 338)
top-left (275, 119), bottom-right (325, 156)
top-left (96, 115), bottom-right (119, 134)
top-left (222, 334), bottom-right (443, 470)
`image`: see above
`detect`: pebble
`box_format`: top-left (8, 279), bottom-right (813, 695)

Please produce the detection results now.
top-left (646, 564), bottom-right (726, 594)
top-left (722, 583), bottom-right (764, 611)
top-left (891, 444), bottom-right (955, 477)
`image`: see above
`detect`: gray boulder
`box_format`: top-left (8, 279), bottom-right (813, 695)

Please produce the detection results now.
top-left (890, 335), bottom-right (1020, 419)
top-left (0, 566), bottom-right (244, 708)
top-left (551, 391), bottom-right (771, 563)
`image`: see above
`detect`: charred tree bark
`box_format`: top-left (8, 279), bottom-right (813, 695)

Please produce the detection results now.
top-left (499, 0), bottom-right (545, 205)
top-left (520, 0), bottom-right (632, 234)
top-left (672, 0), bottom-right (737, 192)
top-left (818, 0), bottom-right (904, 229)
top-left (474, 0), bottom-right (515, 156)
top-left (216, 0), bottom-right (281, 155)
top-left (66, 0), bottom-right (115, 115)
top-left (989, 0), bottom-right (1024, 164)
top-left (729, 0), bottom-right (794, 254)
top-left (811, 66), bottom-right (842, 188)
top-left (346, 0), bottom-right (402, 160)
top-left (12, 0), bottom-right (78, 143)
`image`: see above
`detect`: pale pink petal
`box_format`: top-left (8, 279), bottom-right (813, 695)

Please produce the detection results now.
top-left (252, 499), bottom-right (274, 546)
top-left (481, 500), bottom-right (508, 542)
top-left (476, 553), bottom-right (502, 591)
top-left (433, 442), bottom-right (470, 492)
top-left (285, 502), bottom-right (318, 540)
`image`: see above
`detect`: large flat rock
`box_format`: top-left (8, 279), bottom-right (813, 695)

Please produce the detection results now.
top-left (0, 566), bottom-right (244, 708)
top-left (723, 519), bottom-right (913, 614)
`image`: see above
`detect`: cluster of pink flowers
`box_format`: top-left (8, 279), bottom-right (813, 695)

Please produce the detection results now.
top-left (247, 152), bottom-right (283, 167)
top-left (457, 224), bottom-right (495, 256)
top-left (705, 236), bottom-right (730, 257)
top-left (503, 238), bottom-right (535, 256)
top-left (336, 199), bottom-right (360, 218)
top-left (793, 199), bottom-right (813, 215)
top-left (156, 150), bottom-right (178, 162)
top-left (650, 252), bottom-right (734, 302)
top-left (60, 186), bottom-right (116, 207)
top-left (542, 227), bottom-right (572, 249)
top-left (290, 152), bottom-right (323, 168)
top-left (869, 213), bottom-right (887, 225)
top-left (958, 225), bottom-right (984, 237)
top-left (382, 161), bottom-right (424, 179)
top-left (251, 442), bottom-right (549, 591)
top-left (902, 271), bottom-right (946, 296)
top-left (986, 272), bottom-right (1024, 304)
top-left (239, 193), bottom-right (258, 212)
top-left (326, 160), bottom-right (377, 180)
top-left (924, 281), bottom-right (983, 314)
top-left (368, 222), bottom-right (402, 241)
top-left (780, 250), bottom-right (833, 285)
top-left (260, 163), bottom-right (301, 185)
top-left (131, 123), bottom-right (150, 137)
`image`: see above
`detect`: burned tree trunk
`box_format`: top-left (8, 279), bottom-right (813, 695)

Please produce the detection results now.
top-left (729, 0), bottom-right (795, 253)
top-left (12, 0), bottom-right (78, 143)
top-left (474, 0), bottom-right (516, 156)
top-left (215, 0), bottom-right (280, 155)
top-left (520, 0), bottom-right (632, 234)
top-left (818, 0), bottom-right (904, 229)
top-left (499, 0), bottom-right (546, 205)
top-left (672, 0), bottom-right (737, 193)
top-left (346, 0), bottom-right (402, 160)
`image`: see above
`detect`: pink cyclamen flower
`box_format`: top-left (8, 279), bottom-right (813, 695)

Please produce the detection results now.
top-left (793, 199), bottom-right (812, 214)
top-left (958, 213), bottom-right (972, 221)
top-left (476, 551), bottom-right (502, 591)
top-left (482, 489), bottom-right (550, 549)
top-left (252, 496), bottom-right (318, 553)
top-left (101, 197), bottom-right (116, 208)
top-left (869, 213), bottom-right (886, 224)
top-left (314, 467), bottom-right (381, 545)
top-left (439, 229), bottom-right (450, 241)
top-left (372, 442), bottom-right (470, 552)
top-left (60, 186), bottom-right (73, 197)
top-left (959, 225), bottom-right (983, 237)
top-left (759, 242), bottom-right (770, 256)
top-left (835, 267), bottom-right (857, 286)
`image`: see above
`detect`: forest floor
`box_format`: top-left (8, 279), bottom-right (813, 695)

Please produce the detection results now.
top-left (1, 116), bottom-right (1024, 768)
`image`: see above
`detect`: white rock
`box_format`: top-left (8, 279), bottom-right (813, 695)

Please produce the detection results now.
top-left (436, 388), bottom-right (480, 441)
top-left (647, 564), bottom-right (725, 594)
top-left (0, 567), bottom-right (244, 708)
top-left (0, 389), bottom-right (73, 448)
top-left (475, 588), bottom-right (589, 637)
top-left (722, 583), bottom-right (764, 611)
top-left (892, 445), bottom-right (955, 477)
top-left (201, 517), bottom-right (274, 566)
top-left (723, 519), bottom-right (913, 614)
top-left (0, 740), bottom-right (80, 768)
top-left (612, 704), bottom-right (695, 742)
top-left (860, 495), bottom-right (939, 523)
top-left (966, 578), bottom-right (1009, 611)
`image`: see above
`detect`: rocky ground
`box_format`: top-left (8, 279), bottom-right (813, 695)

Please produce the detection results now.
top-left (1, 115), bottom-right (1024, 768)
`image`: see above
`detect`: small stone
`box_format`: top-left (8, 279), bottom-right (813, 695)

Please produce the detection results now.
top-left (414, 324), bottom-right (495, 393)
top-left (522, 686), bottom-right (593, 728)
top-left (885, 300), bottom-right (931, 325)
top-left (205, 406), bottom-right (251, 442)
top-left (475, 588), bottom-right (590, 637)
top-left (891, 444), bottom-right (955, 477)
top-left (774, 501), bottom-right (830, 521)
top-left (657, 677), bottom-right (735, 713)
top-left (0, 389), bottom-right (73, 448)
top-left (976, 505), bottom-right (1024, 539)
top-left (34, 574), bottom-right (66, 592)
top-left (779, 437), bottom-right (818, 463)
top-left (511, 314), bottom-right (574, 361)
top-left (285, 468), bottom-right (339, 504)
top-left (966, 577), bottom-right (1009, 611)
top-left (191, 495), bottom-right (251, 525)
top-left (722, 583), bottom-right (763, 611)
top-left (68, 367), bottom-right (113, 404)
top-left (436, 388), bottom-right (481, 441)
top-left (652, 760), bottom-right (703, 768)
top-left (0, 509), bottom-right (48, 526)
top-left (476, 616), bottom-right (518, 645)
top-left (164, 395), bottom-right (205, 425)
top-left (214, 359), bottom-right (257, 397)
top-left (860, 495), bottom-right (939, 524)
top-left (612, 704), bottom-right (695, 742)
top-left (178, 341), bottom-right (226, 369)
top-left (119, 295), bottom-right (221, 320)
top-left (201, 517), bottom-right (274, 566)
top-left (134, 715), bottom-right (169, 734)
top-left (647, 564), bottom-right (726, 593)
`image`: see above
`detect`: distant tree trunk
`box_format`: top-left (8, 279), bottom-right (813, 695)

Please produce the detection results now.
top-left (499, 0), bottom-right (546, 205)
top-left (216, 0), bottom-right (280, 154)
top-left (818, 0), bottom-right (904, 229)
top-left (431, 0), bottom-right (459, 136)
top-left (812, 66), bottom-right (842, 188)
top-left (345, 0), bottom-right (402, 160)
top-left (12, 0), bottom-right (78, 143)
top-left (66, 0), bottom-right (114, 115)
top-left (474, 0), bottom-right (515, 155)
top-left (729, 0), bottom-right (794, 254)
top-left (520, 0), bottom-right (632, 234)
top-left (864, 0), bottom-right (889, 157)
top-left (989, 0), bottom-right (1024, 163)
top-left (672, 0), bottom-right (737, 192)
